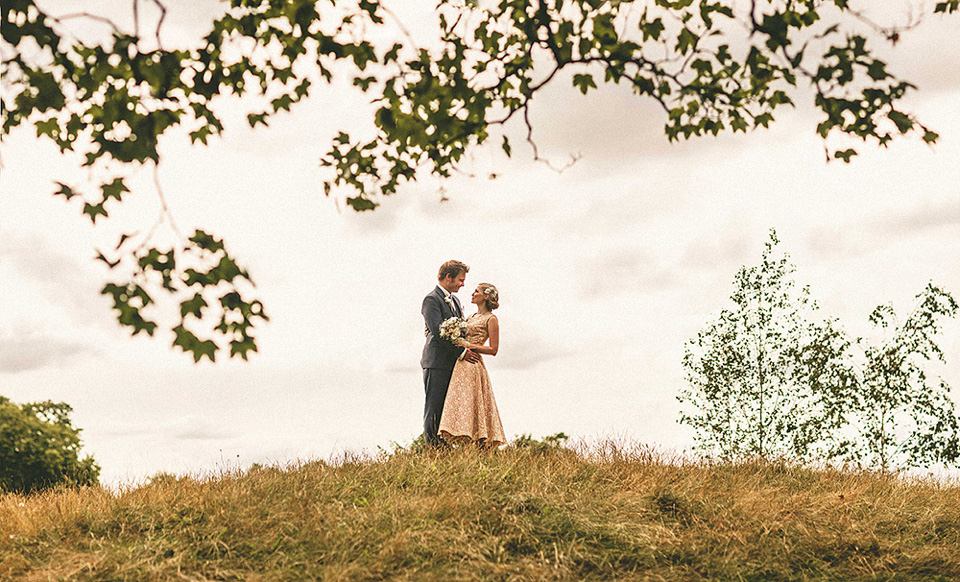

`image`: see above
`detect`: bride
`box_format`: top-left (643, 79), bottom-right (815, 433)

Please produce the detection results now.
top-left (438, 282), bottom-right (506, 447)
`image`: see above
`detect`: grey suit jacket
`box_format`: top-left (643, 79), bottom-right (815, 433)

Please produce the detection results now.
top-left (421, 286), bottom-right (464, 370)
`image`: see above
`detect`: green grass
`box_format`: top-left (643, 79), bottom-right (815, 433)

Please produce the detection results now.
top-left (2, 441), bottom-right (959, 581)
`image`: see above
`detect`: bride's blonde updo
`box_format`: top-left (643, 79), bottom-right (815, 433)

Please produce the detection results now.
top-left (479, 283), bottom-right (499, 310)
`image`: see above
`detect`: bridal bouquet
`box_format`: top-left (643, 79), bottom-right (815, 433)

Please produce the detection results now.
top-left (438, 316), bottom-right (468, 345)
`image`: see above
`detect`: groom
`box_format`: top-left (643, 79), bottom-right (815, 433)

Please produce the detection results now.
top-left (421, 260), bottom-right (480, 447)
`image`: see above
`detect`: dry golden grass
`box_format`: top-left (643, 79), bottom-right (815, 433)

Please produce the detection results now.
top-left (2, 442), bottom-right (958, 581)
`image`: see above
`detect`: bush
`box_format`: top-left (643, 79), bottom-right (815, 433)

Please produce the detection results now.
top-left (511, 432), bottom-right (571, 454)
top-left (0, 396), bottom-right (100, 493)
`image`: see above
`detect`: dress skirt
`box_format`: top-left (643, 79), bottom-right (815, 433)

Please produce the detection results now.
top-left (438, 357), bottom-right (505, 447)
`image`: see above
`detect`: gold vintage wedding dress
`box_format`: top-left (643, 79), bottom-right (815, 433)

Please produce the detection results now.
top-left (438, 312), bottom-right (506, 446)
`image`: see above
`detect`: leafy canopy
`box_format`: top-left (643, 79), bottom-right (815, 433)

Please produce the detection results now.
top-left (0, 396), bottom-right (101, 494)
top-left (3, 0), bottom-right (957, 361)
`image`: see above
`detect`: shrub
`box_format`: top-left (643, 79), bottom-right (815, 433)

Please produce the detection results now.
top-left (0, 396), bottom-right (100, 493)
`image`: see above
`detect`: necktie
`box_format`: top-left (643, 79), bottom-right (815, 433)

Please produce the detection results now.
top-left (452, 295), bottom-right (462, 317)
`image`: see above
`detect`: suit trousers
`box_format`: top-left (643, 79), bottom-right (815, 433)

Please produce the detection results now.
top-left (423, 367), bottom-right (454, 447)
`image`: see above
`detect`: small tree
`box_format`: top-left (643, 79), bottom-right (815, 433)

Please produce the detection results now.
top-left (850, 284), bottom-right (960, 471)
top-left (680, 229), bottom-right (857, 461)
top-left (0, 397), bottom-right (100, 493)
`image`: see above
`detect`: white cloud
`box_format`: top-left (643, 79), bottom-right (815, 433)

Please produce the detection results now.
top-left (576, 247), bottom-right (681, 299)
top-left (807, 197), bottom-right (960, 260)
top-left (678, 228), bottom-right (753, 272)
top-left (880, 199), bottom-right (960, 235)
top-left (97, 415), bottom-right (238, 441)
top-left (0, 332), bottom-right (94, 374)
top-left (496, 320), bottom-right (569, 370)
top-left (0, 233), bottom-right (108, 327)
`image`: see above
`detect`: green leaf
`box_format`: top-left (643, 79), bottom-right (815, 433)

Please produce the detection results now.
top-left (383, 43), bottom-right (402, 63)
top-left (501, 135), bottom-right (512, 158)
top-left (101, 283), bottom-right (157, 337)
top-left (230, 336), bottom-right (258, 360)
top-left (212, 255), bottom-right (245, 283)
top-left (816, 119), bottom-right (833, 138)
top-left (572, 73), bottom-right (597, 95)
top-left (592, 13), bottom-right (617, 44)
top-left (189, 125), bottom-right (213, 145)
top-left (247, 113), bottom-right (269, 128)
top-left (758, 11), bottom-right (788, 50)
top-left (730, 113), bottom-right (748, 133)
top-left (172, 324), bottom-right (217, 363)
top-left (188, 230), bottom-right (225, 253)
top-left (53, 182), bottom-right (77, 200)
top-left (274, 66), bottom-right (296, 83)
top-left (934, 0), bottom-right (958, 13)
top-left (183, 268), bottom-right (211, 287)
top-left (640, 17), bottom-right (665, 41)
top-left (716, 44), bottom-right (732, 64)
top-left (676, 27), bottom-right (698, 54)
top-left (180, 293), bottom-right (208, 319)
top-left (691, 59), bottom-right (713, 76)
top-left (35, 117), bottom-right (59, 138)
top-left (346, 196), bottom-right (378, 211)
top-left (353, 76), bottom-right (376, 91)
top-left (375, 107), bottom-right (395, 130)
top-left (834, 148), bottom-right (858, 162)
top-left (101, 178), bottom-right (129, 202)
top-left (888, 111), bottom-right (913, 134)
top-left (294, 78), bottom-right (311, 99)
top-left (271, 94), bottom-right (294, 112)
top-left (82, 202), bottom-right (108, 223)
top-left (866, 59), bottom-right (888, 81)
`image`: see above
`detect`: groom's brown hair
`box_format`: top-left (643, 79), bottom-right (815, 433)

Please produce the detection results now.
top-left (438, 260), bottom-right (469, 281)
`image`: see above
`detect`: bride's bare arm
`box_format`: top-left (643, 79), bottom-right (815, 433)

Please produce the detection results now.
top-left (467, 315), bottom-right (499, 356)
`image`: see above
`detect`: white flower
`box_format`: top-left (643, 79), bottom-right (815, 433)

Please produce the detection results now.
top-left (439, 316), bottom-right (467, 344)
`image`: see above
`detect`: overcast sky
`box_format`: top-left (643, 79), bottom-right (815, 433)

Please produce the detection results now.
top-left (2, 1), bottom-right (959, 486)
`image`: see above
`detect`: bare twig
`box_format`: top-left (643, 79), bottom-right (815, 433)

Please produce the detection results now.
top-left (150, 0), bottom-right (167, 49)
top-left (135, 214), bottom-right (165, 254)
top-left (380, 2), bottom-right (420, 52)
top-left (133, 0), bottom-right (140, 41)
top-left (850, 2), bottom-right (924, 45)
top-left (51, 13), bottom-right (123, 35)
top-left (152, 160), bottom-right (183, 242)
top-left (523, 106), bottom-right (580, 173)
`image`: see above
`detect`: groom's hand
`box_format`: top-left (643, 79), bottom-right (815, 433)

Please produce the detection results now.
top-left (463, 349), bottom-right (481, 363)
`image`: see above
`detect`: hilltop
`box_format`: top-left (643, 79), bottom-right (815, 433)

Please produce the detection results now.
top-left (2, 442), bottom-right (959, 581)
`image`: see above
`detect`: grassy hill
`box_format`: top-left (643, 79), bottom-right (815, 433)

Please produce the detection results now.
top-left (2, 441), bottom-right (959, 581)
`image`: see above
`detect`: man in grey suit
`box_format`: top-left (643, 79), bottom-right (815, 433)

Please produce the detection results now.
top-left (421, 260), bottom-right (480, 447)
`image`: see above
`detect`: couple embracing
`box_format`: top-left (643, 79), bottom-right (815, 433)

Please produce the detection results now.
top-left (421, 260), bottom-right (506, 449)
